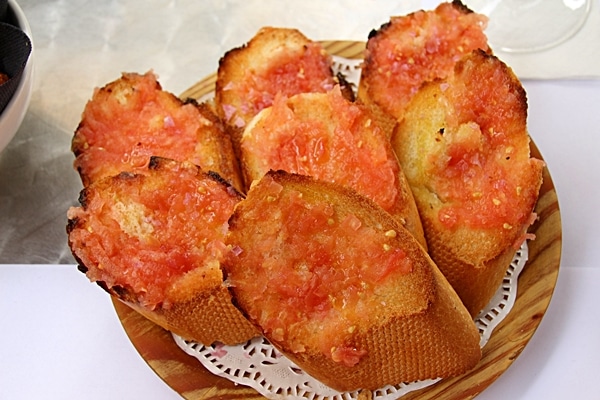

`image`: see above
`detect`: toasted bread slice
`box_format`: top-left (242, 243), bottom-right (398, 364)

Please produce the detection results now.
top-left (392, 50), bottom-right (544, 316)
top-left (72, 71), bottom-right (243, 191)
top-left (358, 1), bottom-right (489, 124)
top-left (239, 87), bottom-right (426, 248)
top-left (67, 157), bottom-right (258, 345)
top-left (224, 171), bottom-right (481, 391)
top-left (215, 27), bottom-right (338, 131)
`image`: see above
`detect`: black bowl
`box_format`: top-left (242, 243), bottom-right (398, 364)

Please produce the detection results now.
top-left (0, 18), bottom-right (32, 114)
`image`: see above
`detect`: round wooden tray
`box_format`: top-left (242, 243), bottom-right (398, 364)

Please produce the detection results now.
top-left (113, 41), bottom-right (562, 400)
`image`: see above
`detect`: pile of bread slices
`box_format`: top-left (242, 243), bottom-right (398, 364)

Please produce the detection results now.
top-left (67, 1), bottom-right (544, 393)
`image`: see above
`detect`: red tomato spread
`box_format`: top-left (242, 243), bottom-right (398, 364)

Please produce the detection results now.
top-left (227, 175), bottom-right (412, 366)
top-left (428, 52), bottom-right (542, 231)
top-left (74, 72), bottom-right (215, 184)
top-left (68, 162), bottom-right (240, 309)
top-left (242, 87), bottom-right (399, 211)
top-left (223, 43), bottom-right (335, 127)
top-left (364, 2), bottom-right (488, 118)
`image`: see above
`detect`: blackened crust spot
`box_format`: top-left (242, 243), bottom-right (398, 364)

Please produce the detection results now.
top-left (77, 264), bottom-right (88, 274)
top-left (207, 170), bottom-right (227, 184)
top-left (368, 23), bottom-right (386, 40)
top-left (66, 217), bottom-right (79, 234)
top-left (77, 188), bottom-right (90, 208)
top-left (72, 126), bottom-right (85, 155)
top-left (96, 280), bottom-right (110, 293)
top-left (452, 0), bottom-right (474, 14)
top-left (110, 284), bottom-right (139, 303)
top-left (336, 72), bottom-right (356, 102)
top-left (116, 171), bottom-right (137, 180)
top-left (95, 281), bottom-right (137, 303)
top-left (218, 44), bottom-right (248, 71)
top-left (207, 170), bottom-right (244, 199)
top-left (148, 155), bottom-right (182, 172)
top-left (148, 155), bottom-right (162, 170)
top-left (183, 97), bottom-right (199, 106)
top-left (110, 285), bottom-right (128, 298)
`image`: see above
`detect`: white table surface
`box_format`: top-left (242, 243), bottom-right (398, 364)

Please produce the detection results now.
top-left (1, 1), bottom-right (600, 399)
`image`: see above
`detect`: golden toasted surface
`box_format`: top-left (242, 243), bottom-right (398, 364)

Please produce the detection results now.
top-left (392, 50), bottom-right (544, 315)
top-left (73, 71), bottom-right (242, 190)
top-left (240, 87), bottom-right (426, 247)
top-left (224, 170), bottom-right (480, 391)
top-left (67, 157), bottom-right (257, 344)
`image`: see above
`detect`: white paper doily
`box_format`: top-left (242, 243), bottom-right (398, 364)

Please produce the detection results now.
top-left (331, 55), bottom-right (363, 87)
top-left (475, 242), bottom-right (529, 348)
top-left (173, 242), bottom-right (528, 400)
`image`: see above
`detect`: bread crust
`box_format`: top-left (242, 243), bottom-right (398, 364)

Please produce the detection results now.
top-left (67, 157), bottom-right (258, 345)
top-left (224, 171), bottom-right (481, 391)
top-left (392, 50), bottom-right (544, 316)
top-left (284, 260), bottom-right (482, 391)
top-left (111, 284), bottom-right (258, 346)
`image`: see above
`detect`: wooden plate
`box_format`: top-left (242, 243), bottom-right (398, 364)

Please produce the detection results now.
top-left (113, 41), bottom-right (562, 400)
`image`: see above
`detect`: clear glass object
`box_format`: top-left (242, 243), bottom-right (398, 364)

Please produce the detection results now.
top-left (465, 0), bottom-right (592, 53)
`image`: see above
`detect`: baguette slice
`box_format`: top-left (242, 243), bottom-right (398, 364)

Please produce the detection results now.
top-left (215, 27), bottom-right (338, 131)
top-left (224, 170), bottom-right (481, 392)
top-left (358, 1), bottom-right (489, 125)
top-left (239, 87), bottom-right (426, 248)
top-left (392, 50), bottom-right (544, 316)
top-left (67, 157), bottom-right (258, 345)
top-left (73, 71), bottom-right (243, 191)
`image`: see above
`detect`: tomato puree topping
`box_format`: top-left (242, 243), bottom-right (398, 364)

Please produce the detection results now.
top-left (242, 87), bottom-right (399, 211)
top-left (224, 43), bottom-right (335, 125)
top-left (427, 52), bottom-right (541, 230)
top-left (68, 164), bottom-right (239, 309)
top-left (74, 72), bottom-right (215, 184)
top-left (228, 176), bottom-right (412, 366)
top-left (364, 2), bottom-right (488, 118)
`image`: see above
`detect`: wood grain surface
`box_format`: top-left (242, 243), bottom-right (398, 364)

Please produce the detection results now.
top-left (114, 41), bottom-right (562, 400)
